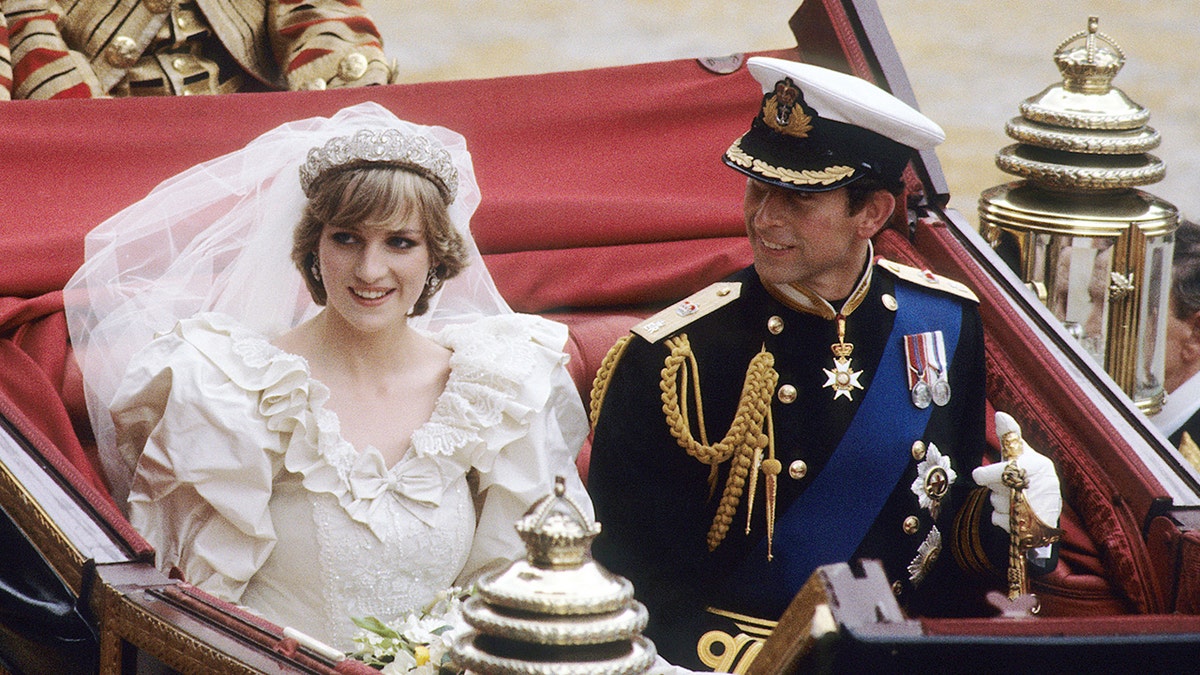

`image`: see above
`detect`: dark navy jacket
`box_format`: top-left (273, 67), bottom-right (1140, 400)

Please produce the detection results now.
top-left (588, 262), bottom-right (1004, 671)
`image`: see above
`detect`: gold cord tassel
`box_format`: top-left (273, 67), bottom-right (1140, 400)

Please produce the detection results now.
top-left (763, 459), bottom-right (780, 560)
top-left (661, 336), bottom-right (778, 551)
top-left (746, 447), bottom-right (763, 535)
top-left (761, 404), bottom-right (780, 560)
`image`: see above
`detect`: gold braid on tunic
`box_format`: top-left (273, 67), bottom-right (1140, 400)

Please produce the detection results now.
top-left (589, 334), bottom-right (634, 428)
top-left (660, 334), bottom-right (778, 550)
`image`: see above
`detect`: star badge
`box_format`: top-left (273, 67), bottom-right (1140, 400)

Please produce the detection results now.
top-left (822, 355), bottom-right (863, 400)
top-left (910, 442), bottom-right (957, 518)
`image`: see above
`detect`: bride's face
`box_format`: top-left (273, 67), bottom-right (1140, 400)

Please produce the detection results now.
top-left (317, 211), bottom-right (432, 335)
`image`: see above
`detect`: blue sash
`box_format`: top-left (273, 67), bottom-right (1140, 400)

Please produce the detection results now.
top-left (737, 282), bottom-right (963, 607)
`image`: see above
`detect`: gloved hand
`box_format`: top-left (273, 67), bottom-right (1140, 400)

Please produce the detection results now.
top-left (972, 411), bottom-right (1062, 534)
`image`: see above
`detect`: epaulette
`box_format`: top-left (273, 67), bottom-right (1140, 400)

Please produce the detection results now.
top-left (876, 258), bottom-right (978, 303)
top-left (631, 282), bottom-right (742, 343)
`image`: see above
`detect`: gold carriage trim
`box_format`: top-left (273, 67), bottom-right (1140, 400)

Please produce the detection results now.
top-left (725, 139), bottom-right (855, 186)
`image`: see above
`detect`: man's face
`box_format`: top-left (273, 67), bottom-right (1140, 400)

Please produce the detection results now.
top-left (742, 179), bottom-right (886, 297)
top-left (1164, 296), bottom-right (1199, 392)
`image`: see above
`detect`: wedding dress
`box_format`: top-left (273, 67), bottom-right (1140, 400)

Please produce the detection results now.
top-left (114, 311), bottom-right (587, 649)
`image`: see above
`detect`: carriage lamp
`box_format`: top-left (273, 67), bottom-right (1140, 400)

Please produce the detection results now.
top-left (978, 17), bottom-right (1179, 414)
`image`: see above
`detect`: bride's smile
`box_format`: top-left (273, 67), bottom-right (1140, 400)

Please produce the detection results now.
top-left (319, 217), bottom-right (430, 333)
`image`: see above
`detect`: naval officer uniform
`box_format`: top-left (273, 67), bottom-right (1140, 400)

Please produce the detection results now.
top-left (586, 56), bottom-right (1048, 672)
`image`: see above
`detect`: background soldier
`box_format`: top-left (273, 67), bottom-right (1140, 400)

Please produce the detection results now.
top-left (0, 0), bottom-right (390, 99)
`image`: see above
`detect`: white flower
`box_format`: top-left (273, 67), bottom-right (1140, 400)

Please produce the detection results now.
top-left (348, 586), bottom-right (472, 674)
top-left (380, 650), bottom-right (418, 674)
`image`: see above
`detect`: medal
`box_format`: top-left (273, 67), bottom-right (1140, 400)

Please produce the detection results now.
top-left (927, 329), bottom-right (951, 407)
top-left (905, 333), bottom-right (932, 408)
top-left (766, 243), bottom-right (875, 402)
top-left (911, 380), bottom-right (932, 409)
top-left (905, 331), bottom-right (951, 408)
top-left (932, 378), bottom-right (952, 407)
top-left (822, 314), bottom-right (863, 400)
top-left (910, 441), bottom-right (957, 519)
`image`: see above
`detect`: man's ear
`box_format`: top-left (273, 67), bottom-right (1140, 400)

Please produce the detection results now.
top-left (857, 189), bottom-right (897, 239)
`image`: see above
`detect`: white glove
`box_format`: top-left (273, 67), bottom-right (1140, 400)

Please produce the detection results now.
top-left (972, 412), bottom-right (1062, 534)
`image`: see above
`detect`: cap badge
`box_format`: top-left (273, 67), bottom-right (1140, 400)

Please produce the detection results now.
top-left (762, 78), bottom-right (813, 138)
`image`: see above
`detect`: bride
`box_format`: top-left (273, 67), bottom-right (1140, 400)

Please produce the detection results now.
top-left (65, 102), bottom-right (592, 650)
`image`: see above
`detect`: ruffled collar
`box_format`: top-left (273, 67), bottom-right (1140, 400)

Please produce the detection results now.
top-left (190, 313), bottom-right (551, 537)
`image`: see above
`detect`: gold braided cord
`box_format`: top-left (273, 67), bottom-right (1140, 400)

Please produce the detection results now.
top-left (589, 334), bottom-right (634, 428)
top-left (660, 335), bottom-right (778, 551)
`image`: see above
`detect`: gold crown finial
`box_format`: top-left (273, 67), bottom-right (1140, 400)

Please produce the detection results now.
top-left (1053, 16), bottom-right (1125, 95)
top-left (515, 476), bottom-right (602, 569)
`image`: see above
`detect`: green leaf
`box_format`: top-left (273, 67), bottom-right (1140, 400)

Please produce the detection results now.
top-left (351, 615), bottom-right (402, 640)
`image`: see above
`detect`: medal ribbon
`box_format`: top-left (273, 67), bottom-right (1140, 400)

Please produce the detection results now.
top-left (734, 282), bottom-right (963, 613)
top-left (905, 333), bottom-right (929, 391)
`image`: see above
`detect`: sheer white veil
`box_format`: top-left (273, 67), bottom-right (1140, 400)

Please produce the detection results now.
top-left (64, 101), bottom-right (509, 502)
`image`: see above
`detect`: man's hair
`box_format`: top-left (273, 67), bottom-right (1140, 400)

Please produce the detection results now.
top-left (844, 174), bottom-right (904, 215)
top-left (293, 165), bottom-right (468, 315)
top-left (1173, 219), bottom-right (1200, 318)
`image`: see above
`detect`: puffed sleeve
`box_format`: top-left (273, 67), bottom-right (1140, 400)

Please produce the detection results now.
top-left (113, 316), bottom-right (305, 603)
top-left (444, 314), bottom-right (593, 583)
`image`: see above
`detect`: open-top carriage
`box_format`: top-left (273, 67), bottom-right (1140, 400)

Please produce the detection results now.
top-left (3, 0), bottom-right (1200, 672)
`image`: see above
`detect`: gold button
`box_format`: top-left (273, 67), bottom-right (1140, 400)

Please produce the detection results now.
top-left (788, 460), bottom-right (807, 480)
top-left (767, 315), bottom-right (784, 335)
top-left (882, 293), bottom-right (898, 311)
top-left (172, 57), bottom-right (187, 71)
top-left (911, 440), bottom-right (926, 461)
top-left (105, 36), bottom-right (139, 68)
top-left (176, 15), bottom-right (190, 29)
top-left (338, 52), bottom-right (369, 81)
top-left (146, 0), bottom-right (173, 13)
top-left (777, 384), bottom-right (797, 404)
top-left (892, 580), bottom-right (903, 596)
top-left (903, 515), bottom-right (920, 535)
top-left (302, 78), bottom-right (327, 91)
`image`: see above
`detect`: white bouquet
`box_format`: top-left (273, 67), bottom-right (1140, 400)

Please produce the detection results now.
top-left (349, 587), bottom-right (471, 674)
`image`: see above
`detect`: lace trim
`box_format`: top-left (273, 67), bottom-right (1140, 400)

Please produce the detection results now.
top-left (189, 312), bottom-right (561, 538)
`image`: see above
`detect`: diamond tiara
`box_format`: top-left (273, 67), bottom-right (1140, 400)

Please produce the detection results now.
top-left (299, 128), bottom-right (459, 202)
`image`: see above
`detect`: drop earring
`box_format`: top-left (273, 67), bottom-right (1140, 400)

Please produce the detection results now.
top-left (310, 257), bottom-right (322, 282)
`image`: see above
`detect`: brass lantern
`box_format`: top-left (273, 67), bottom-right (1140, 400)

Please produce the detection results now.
top-left (979, 17), bottom-right (1178, 414)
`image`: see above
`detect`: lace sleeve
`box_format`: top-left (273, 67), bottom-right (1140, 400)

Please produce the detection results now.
top-left (115, 323), bottom-right (290, 603)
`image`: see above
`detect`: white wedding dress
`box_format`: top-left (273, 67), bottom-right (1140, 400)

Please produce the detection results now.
top-left (112, 310), bottom-right (591, 650)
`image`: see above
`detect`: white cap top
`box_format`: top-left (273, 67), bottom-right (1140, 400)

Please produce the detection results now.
top-left (747, 57), bottom-right (945, 151)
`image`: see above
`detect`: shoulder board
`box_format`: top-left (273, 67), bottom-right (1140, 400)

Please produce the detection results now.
top-left (631, 282), bottom-right (742, 343)
top-left (876, 258), bottom-right (978, 303)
